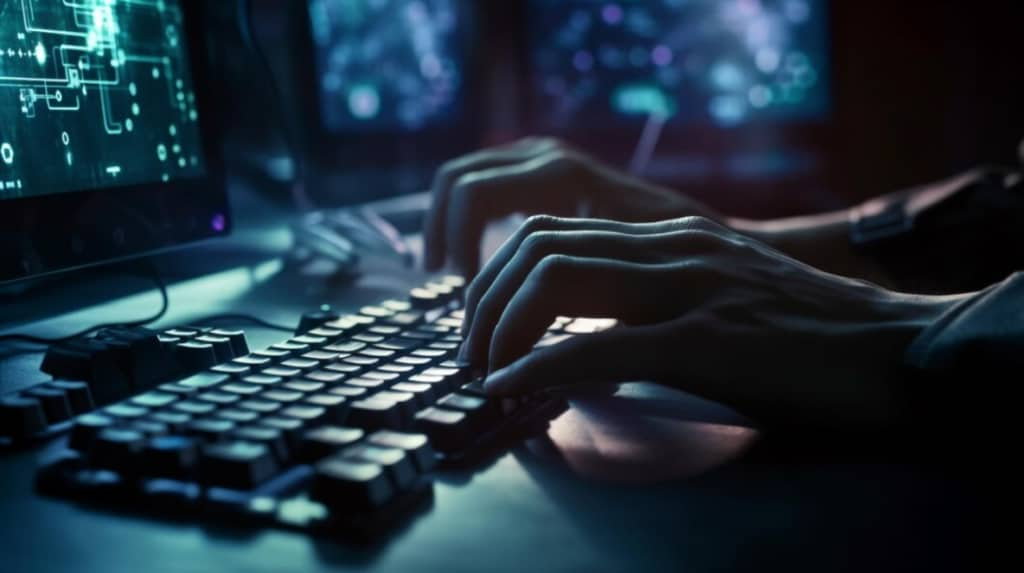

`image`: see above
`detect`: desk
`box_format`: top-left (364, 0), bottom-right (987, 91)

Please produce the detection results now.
top-left (0, 203), bottom-right (989, 572)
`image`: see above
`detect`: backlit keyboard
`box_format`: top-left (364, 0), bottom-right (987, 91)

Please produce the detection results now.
top-left (1, 276), bottom-right (614, 535)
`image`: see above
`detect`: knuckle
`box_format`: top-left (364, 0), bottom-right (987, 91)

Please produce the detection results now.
top-left (522, 214), bottom-right (561, 234)
top-left (519, 230), bottom-right (558, 258)
top-left (535, 254), bottom-right (571, 281)
top-left (677, 215), bottom-right (715, 231)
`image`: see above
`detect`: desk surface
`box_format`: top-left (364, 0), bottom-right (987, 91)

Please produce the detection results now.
top-left (0, 209), bottom-right (990, 573)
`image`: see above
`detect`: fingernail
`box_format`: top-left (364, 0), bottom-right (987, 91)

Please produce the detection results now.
top-left (482, 366), bottom-right (511, 394)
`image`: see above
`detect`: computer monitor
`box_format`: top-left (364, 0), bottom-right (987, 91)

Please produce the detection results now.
top-left (0, 0), bottom-right (226, 284)
top-left (526, 0), bottom-right (830, 131)
top-left (293, 0), bottom-right (479, 179)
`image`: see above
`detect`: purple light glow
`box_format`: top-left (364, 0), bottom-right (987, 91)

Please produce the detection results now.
top-left (572, 50), bottom-right (594, 72)
top-left (211, 213), bottom-right (227, 233)
top-left (652, 45), bottom-right (673, 67)
top-left (601, 4), bottom-right (624, 25)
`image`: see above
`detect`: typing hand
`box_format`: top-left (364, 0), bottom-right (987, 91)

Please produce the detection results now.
top-left (423, 137), bottom-right (717, 277)
top-left (460, 215), bottom-right (956, 428)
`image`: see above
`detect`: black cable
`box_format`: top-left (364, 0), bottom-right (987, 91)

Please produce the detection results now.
top-left (0, 263), bottom-right (169, 346)
top-left (236, 0), bottom-right (313, 211)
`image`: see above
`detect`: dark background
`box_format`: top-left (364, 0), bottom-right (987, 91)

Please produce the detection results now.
top-left (208, 1), bottom-right (1024, 217)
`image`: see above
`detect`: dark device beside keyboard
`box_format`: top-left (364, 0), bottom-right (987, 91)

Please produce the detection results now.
top-left (2, 276), bottom-right (614, 536)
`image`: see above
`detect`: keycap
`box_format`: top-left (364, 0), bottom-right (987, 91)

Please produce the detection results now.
top-left (372, 390), bottom-right (417, 420)
top-left (251, 347), bottom-right (289, 361)
top-left (381, 299), bottom-right (412, 313)
top-left (131, 391), bottom-right (178, 409)
top-left (359, 347), bottom-right (395, 359)
top-left (149, 411), bottom-right (193, 432)
top-left (299, 425), bottom-right (364, 462)
top-left (411, 348), bottom-right (447, 359)
top-left (284, 380), bottom-right (325, 393)
top-left (383, 312), bottom-right (424, 328)
top-left (262, 366), bottom-right (302, 379)
top-left (233, 355), bottom-right (271, 368)
top-left (396, 355), bottom-right (432, 367)
top-left (391, 382), bottom-right (437, 407)
top-left (221, 383), bottom-right (262, 396)
top-left (88, 427), bottom-right (145, 471)
top-left (409, 287), bottom-right (440, 310)
top-left (143, 435), bottom-right (200, 478)
top-left (344, 377), bottom-right (387, 390)
top-left (270, 342), bottom-right (309, 356)
top-left (172, 400), bottom-right (217, 416)
top-left (324, 363), bottom-right (362, 375)
top-left (280, 405), bottom-right (327, 426)
top-left (68, 413), bottom-right (115, 451)
top-left (210, 329), bottom-right (250, 358)
top-left (23, 387), bottom-right (73, 423)
top-left (342, 355), bottom-right (379, 367)
top-left (211, 363), bottom-right (252, 377)
top-left (263, 390), bottom-right (304, 404)
top-left (194, 335), bottom-right (236, 363)
top-left (242, 374), bottom-right (282, 386)
top-left (308, 327), bottom-right (344, 341)
top-left (105, 403), bottom-right (150, 420)
top-left (325, 341), bottom-right (366, 353)
top-left (329, 386), bottom-right (367, 399)
top-left (176, 341), bottom-right (219, 372)
top-left (303, 350), bottom-right (339, 362)
top-left (232, 426), bottom-right (290, 462)
top-left (291, 334), bottom-right (328, 346)
top-left (298, 310), bottom-right (339, 335)
top-left (238, 399), bottom-right (282, 415)
top-left (360, 306), bottom-right (394, 319)
top-left (199, 441), bottom-right (280, 490)
top-left (47, 381), bottom-right (95, 415)
top-left (437, 392), bottom-right (497, 429)
top-left (362, 370), bottom-right (399, 382)
top-left (367, 430), bottom-right (437, 473)
top-left (348, 398), bottom-right (403, 430)
top-left (257, 413), bottom-right (306, 444)
top-left (378, 339), bottom-right (421, 352)
top-left (304, 394), bottom-right (349, 422)
top-left (281, 358), bottom-right (320, 372)
top-left (196, 391), bottom-right (240, 406)
top-left (178, 372), bottom-right (230, 389)
top-left (353, 334), bottom-right (386, 344)
top-left (131, 420), bottom-right (170, 436)
top-left (158, 383), bottom-right (199, 397)
top-left (186, 418), bottom-right (236, 442)
top-left (305, 370), bottom-right (346, 384)
top-left (378, 363), bottom-right (416, 374)
top-left (412, 407), bottom-right (472, 453)
top-left (368, 325), bottom-right (402, 336)
top-left (215, 409), bottom-right (260, 424)
top-left (310, 457), bottom-right (394, 510)
top-left (425, 281), bottom-right (455, 300)
top-left (340, 444), bottom-right (417, 491)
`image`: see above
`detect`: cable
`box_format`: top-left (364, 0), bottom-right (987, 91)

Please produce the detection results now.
top-left (236, 0), bottom-right (314, 211)
top-left (0, 263), bottom-right (169, 346)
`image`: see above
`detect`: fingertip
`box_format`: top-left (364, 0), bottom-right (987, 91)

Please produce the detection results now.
top-left (482, 366), bottom-right (518, 396)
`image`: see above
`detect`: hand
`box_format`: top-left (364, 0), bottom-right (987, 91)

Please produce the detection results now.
top-left (423, 137), bottom-right (718, 276)
top-left (460, 215), bottom-right (957, 428)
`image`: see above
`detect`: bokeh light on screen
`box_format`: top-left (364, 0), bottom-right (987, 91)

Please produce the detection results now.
top-left (528, 0), bottom-right (830, 129)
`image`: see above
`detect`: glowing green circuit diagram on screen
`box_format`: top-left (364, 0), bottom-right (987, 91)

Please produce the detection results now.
top-left (0, 0), bottom-right (205, 200)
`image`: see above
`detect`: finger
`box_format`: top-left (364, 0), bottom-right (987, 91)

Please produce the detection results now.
top-left (444, 150), bottom-right (588, 277)
top-left (423, 138), bottom-right (559, 271)
top-left (463, 215), bottom-right (725, 334)
top-left (487, 255), bottom-right (715, 371)
top-left (461, 228), bottom-right (728, 364)
top-left (482, 327), bottom-right (657, 396)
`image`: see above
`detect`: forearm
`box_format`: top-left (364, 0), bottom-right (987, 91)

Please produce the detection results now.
top-left (728, 211), bottom-right (898, 289)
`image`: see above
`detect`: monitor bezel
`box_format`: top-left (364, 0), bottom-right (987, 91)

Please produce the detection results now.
top-left (291, 0), bottom-right (483, 179)
top-left (0, 0), bottom-right (229, 285)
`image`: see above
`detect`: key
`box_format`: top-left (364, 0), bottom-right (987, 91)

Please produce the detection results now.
top-left (186, 418), bottom-right (236, 442)
top-left (149, 411), bottom-right (193, 432)
top-left (298, 310), bottom-right (339, 334)
top-left (305, 370), bottom-right (346, 384)
top-left (391, 382), bottom-right (437, 408)
top-left (367, 430), bottom-right (437, 473)
top-left (238, 399), bottom-right (282, 415)
top-left (308, 327), bottom-right (344, 341)
top-left (68, 413), bottom-right (115, 452)
top-left (251, 347), bottom-right (290, 361)
top-left (362, 370), bottom-right (399, 382)
top-left (263, 390), bottom-right (304, 404)
top-left (299, 425), bottom-right (364, 462)
top-left (373, 391), bottom-right (417, 421)
top-left (199, 441), bottom-right (280, 490)
top-left (348, 398), bottom-right (403, 430)
top-left (194, 336), bottom-right (236, 363)
top-left (396, 355), bottom-right (432, 367)
top-left (360, 306), bottom-right (394, 319)
top-left (437, 393), bottom-right (497, 429)
top-left (211, 363), bottom-right (251, 377)
top-left (310, 457), bottom-right (393, 510)
top-left (325, 363), bottom-right (362, 376)
top-left (178, 372), bottom-right (230, 389)
top-left (270, 342), bottom-right (309, 356)
top-left (368, 325), bottom-right (402, 336)
top-left (176, 341), bottom-right (219, 372)
top-left (262, 366), bottom-right (302, 379)
top-left (23, 387), bottom-right (73, 423)
top-left (353, 334), bottom-right (386, 345)
top-left (215, 409), bottom-right (260, 424)
top-left (342, 355), bottom-right (379, 367)
top-left (303, 350), bottom-right (339, 362)
top-left (329, 386), bottom-right (367, 399)
top-left (131, 391), bottom-right (178, 409)
top-left (241, 374), bottom-right (282, 386)
top-left (291, 334), bottom-right (328, 346)
top-left (143, 435), bottom-right (200, 478)
top-left (304, 394), bottom-right (349, 423)
top-left (233, 355), bottom-right (271, 368)
top-left (382, 312), bottom-right (424, 328)
top-left (409, 287), bottom-right (440, 310)
top-left (344, 377), bottom-right (387, 390)
top-left (221, 383), bottom-right (263, 396)
top-left (378, 363), bottom-right (416, 375)
top-left (280, 358), bottom-right (320, 372)
top-left (381, 299), bottom-right (412, 313)
top-left (210, 329), bottom-right (250, 358)
top-left (412, 407), bottom-right (472, 453)
top-left (284, 380), bottom-right (325, 393)
top-left (411, 348), bottom-right (447, 359)
top-left (325, 341), bottom-right (366, 353)
top-left (105, 403), bottom-right (150, 420)
top-left (258, 416), bottom-right (307, 448)
top-left (158, 382), bottom-right (199, 397)
top-left (47, 381), bottom-right (95, 415)
top-left (131, 420), bottom-right (170, 436)
top-left (89, 427), bottom-right (145, 472)
top-left (280, 405), bottom-right (328, 427)
top-left (340, 444), bottom-right (417, 491)
top-left (378, 339), bottom-right (421, 352)
top-left (171, 400), bottom-right (217, 416)
top-left (196, 391), bottom-right (240, 407)
top-left (233, 426), bottom-right (290, 462)
top-left (359, 347), bottom-right (395, 359)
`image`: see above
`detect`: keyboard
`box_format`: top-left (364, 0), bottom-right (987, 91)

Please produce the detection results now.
top-left (1, 276), bottom-right (615, 535)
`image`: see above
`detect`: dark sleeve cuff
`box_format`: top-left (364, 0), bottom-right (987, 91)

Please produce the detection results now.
top-left (906, 272), bottom-right (1024, 372)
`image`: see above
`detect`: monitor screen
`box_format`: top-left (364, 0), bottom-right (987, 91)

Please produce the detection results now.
top-left (0, 0), bottom-right (206, 201)
top-left (528, 0), bottom-right (830, 130)
top-left (307, 0), bottom-right (467, 133)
